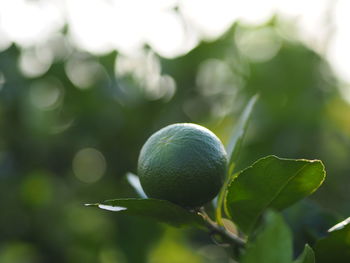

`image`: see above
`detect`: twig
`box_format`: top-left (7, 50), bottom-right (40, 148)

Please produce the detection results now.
top-left (197, 208), bottom-right (246, 249)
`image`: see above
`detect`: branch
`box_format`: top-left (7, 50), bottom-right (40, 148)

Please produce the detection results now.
top-left (197, 208), bottom-right (246, 249)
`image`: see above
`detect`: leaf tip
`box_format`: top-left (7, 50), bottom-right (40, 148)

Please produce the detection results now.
top-left (328, 217), bottom-right (350, 232)
top-left (98, 204), bottom-right (128, 212)
top-left (126, 172), bottom-right (147, 198)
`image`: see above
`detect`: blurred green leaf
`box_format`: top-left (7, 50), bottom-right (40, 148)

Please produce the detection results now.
top-left (315, 217), bottom-right (350, 263)
top-left (226, 94), bottom-right (259, 173)
top-left (294, 245), bottom-right (315, 263)
top-left (86, 198), bottom-right (205, 228)
top-left (242, 211), bottom-right (292, 263)
top-left (216, 94), bottom-right (258, 225)
top-left (225, 155), bottom-right (326, 234)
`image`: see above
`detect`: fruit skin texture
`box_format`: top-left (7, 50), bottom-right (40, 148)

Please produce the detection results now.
top-left (138, 123), bottom-right (227, 208)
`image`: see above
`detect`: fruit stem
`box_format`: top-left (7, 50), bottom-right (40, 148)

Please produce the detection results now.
top-left (198, 208), bottom-right (246, 249)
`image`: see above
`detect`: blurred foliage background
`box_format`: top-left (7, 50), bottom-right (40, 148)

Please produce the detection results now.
top-left (1, 3), bottom-right (350, 262)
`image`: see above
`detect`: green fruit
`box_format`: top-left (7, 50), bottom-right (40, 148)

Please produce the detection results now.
top-left (138, 123), bottom-right (227, 208)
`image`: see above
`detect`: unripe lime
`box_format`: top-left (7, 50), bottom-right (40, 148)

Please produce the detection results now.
top-left (138, 123), bottom-right (227, 208)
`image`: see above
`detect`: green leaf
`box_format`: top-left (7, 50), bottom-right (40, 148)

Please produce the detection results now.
top-left (216, 94), bottom-right (258, 225)
top-left (294, 245), bottom-right (315, 263)
top-left (242, 211), bottom-right (293, 263)
top-left (226, 94), bottom-right (259, 173)
top-left (225, 155), bottom-right (326, 234)
top-left (86, 198), bottom-right (205, 229)
top-left (315, 217), bottom-right (350, 263)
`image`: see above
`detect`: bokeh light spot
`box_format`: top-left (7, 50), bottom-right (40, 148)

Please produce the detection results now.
top-left (29, 78), bottom-right (63, 110)
top-left (115, 51), bottom-right (176, 101)
top-left (145, 11), bottom-right (188, 58)
top-left (72, 148), bottom-right (107, 183)
top-left (196, 59), bottom-right (235, 96)
top-left (19, 47), bottom-right (53, 78)
top-left (235, 27), bottom-right (282, 63)
top-left (65, 57), bottom-right (107, 89)
top-left (195, 59), bottom-right (241, 118)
